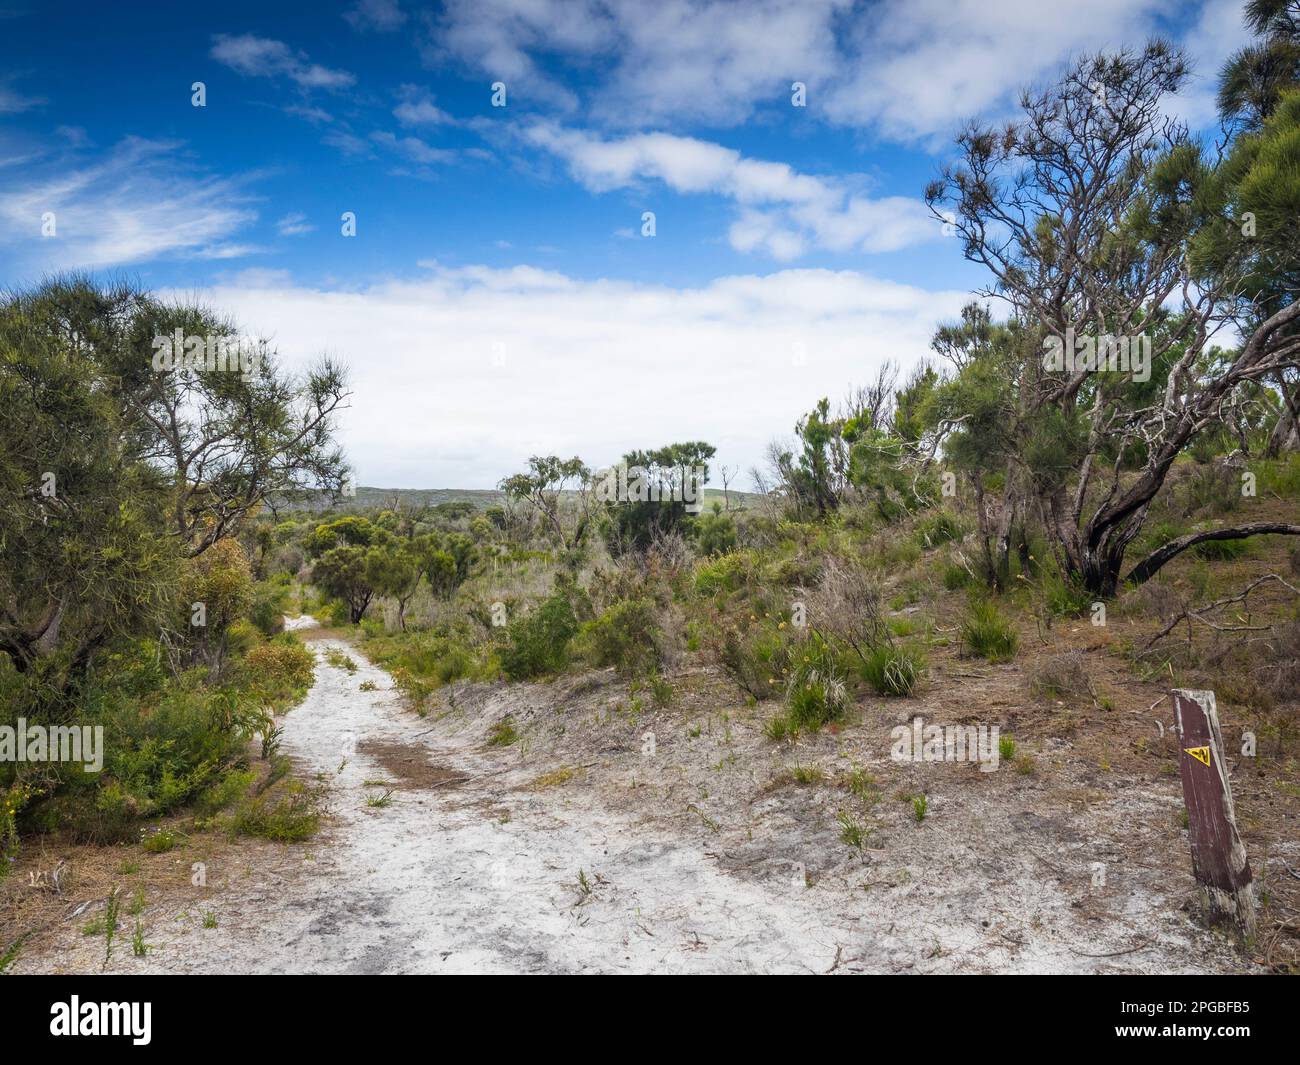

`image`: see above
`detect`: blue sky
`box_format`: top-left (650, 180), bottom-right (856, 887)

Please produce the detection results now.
top-left (0, 0), bottom-right (1255, 487)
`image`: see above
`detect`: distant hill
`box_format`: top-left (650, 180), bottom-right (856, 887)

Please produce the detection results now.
top-left (275, 486), bottom-right (761, 513)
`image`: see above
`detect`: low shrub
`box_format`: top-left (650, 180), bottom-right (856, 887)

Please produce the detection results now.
top-left (914, 511), bottom-right (964, 549)
top-left (717, 623), bottom-right (792, 700)
top-left (242, 636), bottom-right (316, 705)
top-left (581, 597), bottom-right (662, 676)
top-left (500, 592), bottom-right (578, 679)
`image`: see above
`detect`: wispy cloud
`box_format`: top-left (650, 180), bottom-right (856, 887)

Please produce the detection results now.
top-left (277, 211), bottom-right (315, 236)
top-left (371, 131), bottom-right (457, 165)
top-left (211, 33), bottom-right (356, 91)
top-left (0, 79), bottom-right (44, 114)
top-left (393, 85), bottom-right (454, 127)
top-left (0, 137), bottom-right (258, 273)
top-left (525, 124), bottom-right (936, 258)
top-left (344, 0), bottom-right (407, 32)
top-left (429, 0), bottom-right (1249, 141)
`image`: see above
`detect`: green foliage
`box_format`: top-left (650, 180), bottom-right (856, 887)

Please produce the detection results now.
top-left (847, 427), bottom-right (935, 520)
top-left (303, 516), bottom-right (386, 558)
top-left (581, 597), bottom-right (662, 676)
top-left (310, 543), bottom-right (392, 623)
top-left (961, 597), bottom-right (1020, 662)
top-left (242, 636), bottom-right (316, 704)
top-left (1039, 568), bottom-right (1092, 617)
top-left (914, 511), bottom-right (964, 548)
top-left (227, 782), bottom-right (321, 842)
top-left (693, 505), bottom-right (737, 556)
top-left (599, 441), bottom-right (716, 556)
top-left (783, 632), bottom-right (850, 729)
top-left (857, 644), bottom-right (925, 696)
top-left (694, 550), bottom-right (758, 597)
top-left (717, 622), bottom-right (792, 700)
top-left (500, 592), bottom-right (578, 679)
top-left (1193, 537), bottom-right (1251, 561)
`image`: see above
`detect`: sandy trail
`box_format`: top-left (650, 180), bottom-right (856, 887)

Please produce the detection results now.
top-left (16, 619), bottom-right (1250, 974)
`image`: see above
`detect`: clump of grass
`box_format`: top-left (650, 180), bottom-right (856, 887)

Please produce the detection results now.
top-left (1015, 753), bottom-right (1036, 775)
top-left (228, 783), bottom-right (321, 842)
top-left (838, 811), bottom-right (869, 849)
top-left (0, 934), bottom-right (26, 974)
top-left (202, 912), bottom-right (217, 929)
top-left (365, 789), bottom-right (396, 808)
top-left (1028, 651), bottom-right (1092, 699)
top-left (858, 643), bottom-right (925, 696)
top-left (846, 765), bottom-right (879, 803)
top-left (325, 647), bottom-right (358, 673)
top-left (131, 920), bottom-right (148, 958)
top-left (649, 674), bottom-right (674, 706)
top-left (141, 828), bottom-right (178, 854)
top-left (1039, 570), bottom-right (1091, 617)
top-left (531, 767), bottom-right (577, 789)
top-left (783, 632), bottom-right (851, 730)
top-left (103, 887), bottom-right (121, 963)
top-left (359, 679), bottom-right (377, 692)
top-left (1192, 537), bottom-right (1250, 561)
top-left (998, 735), bottom-right (1017, 761)
top-left (791, 763), bottom-right (825, 785)
top-left (961, 598), bottom-right (1019, 662)
top-left (487, 716), bottom-right (519, 747)
top-left (912, 794), bottom-right (928, 822)
top-left (942, 561), bottom-right (974, 590)
top-left (763, 714), bottom-right (795, 742)
top-left (914, 511), bottom-right (964, 549)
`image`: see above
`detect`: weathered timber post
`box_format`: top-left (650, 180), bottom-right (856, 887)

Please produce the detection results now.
top-left (1172, 689), bottom-right (1255, 942)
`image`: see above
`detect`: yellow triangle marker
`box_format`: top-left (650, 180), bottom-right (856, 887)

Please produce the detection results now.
top-left (1184, 745), bottom-right (1211, 767)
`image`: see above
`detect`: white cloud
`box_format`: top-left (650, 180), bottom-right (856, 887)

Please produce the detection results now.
top-left (211, 34), bottom-right (355, 91)
top-left (0, 82), bottom-right (43, 114)
top-left (191, 262), bottom-right (968, 488)
top-left (0, 137), bottom-right (257, 271)
top-left (524, 124), bottom-right (936, 257)
top-left (277, 211), bottom-right (315, 236)
top-left (431, 0), bottom-right (1253, 141)
top-left (393, 85), bottom-right (454, 127)
top-left (370, 131), bottom-right (457, 165)
top-left (344, 0), bottom-right (407, 32)
top-left (1162, 0), bottom-right (1253, 129)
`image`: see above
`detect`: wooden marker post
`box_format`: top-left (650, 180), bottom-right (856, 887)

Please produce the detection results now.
top-left (1172, 689), bottom-right (1255, 942)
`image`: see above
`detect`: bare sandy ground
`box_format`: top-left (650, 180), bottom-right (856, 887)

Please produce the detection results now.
top-left (14, 618), bottom-right (1254, 974)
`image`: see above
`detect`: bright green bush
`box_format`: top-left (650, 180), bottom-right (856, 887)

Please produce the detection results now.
top-left (500, 592), bottom-right (578, 679)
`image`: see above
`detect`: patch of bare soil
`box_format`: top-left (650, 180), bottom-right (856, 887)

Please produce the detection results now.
top-left (358, 740), bottom-right (467, 790)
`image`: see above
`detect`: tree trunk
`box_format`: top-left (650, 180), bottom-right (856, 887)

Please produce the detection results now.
top-left (1125, 523), bottom-right (1300, 586)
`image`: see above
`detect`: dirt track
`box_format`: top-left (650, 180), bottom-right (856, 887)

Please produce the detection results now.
top-left (13, 618), bottom-right (1254, 974)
